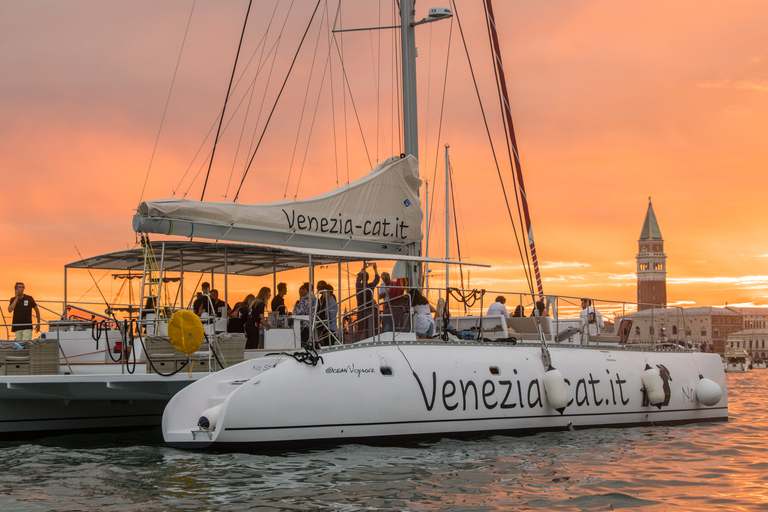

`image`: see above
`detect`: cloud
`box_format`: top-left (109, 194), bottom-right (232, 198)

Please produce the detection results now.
top-left (540, 261), bottom-right (589, 269)
top-left (668, 276), bottom-right (768, 286)
top-left (696, 80), bottom-right (768, 92)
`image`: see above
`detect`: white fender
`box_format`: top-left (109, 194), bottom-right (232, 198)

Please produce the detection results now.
top-left (543, 365), bottom-right (568, 414)
top-left (198, 403), bottom-right (222, 430)
top-left (696, 375), bottom-right (722, 406)
top-left (642, 364), bottom-right (665, 405)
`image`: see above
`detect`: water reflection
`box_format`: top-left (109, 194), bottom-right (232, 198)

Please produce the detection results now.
top-left (1, 373), bottom-right (767, 510)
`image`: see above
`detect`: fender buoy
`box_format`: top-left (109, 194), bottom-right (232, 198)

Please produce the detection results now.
top-left (642, 364), bottom-right (665, 405)
top-left (198, 403), bottom-right (222, 430)
top-left (543, 365), bottom-right (568, 414)
top-left (168, 310), bottom-right (205, 355)
top-left (696, 374), bottom-right (722, 406)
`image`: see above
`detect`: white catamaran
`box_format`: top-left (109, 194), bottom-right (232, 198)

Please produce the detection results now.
top-left (128, 0), bottom-right (728, 450)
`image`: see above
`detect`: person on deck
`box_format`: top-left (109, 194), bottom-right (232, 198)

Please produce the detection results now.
top-left (271, 282), bottom-right (288, 315)
top-left (486, 296), bottom-right (510, 318)
top-left (316, 281), bottom-right (335, 346)
top-left (410, 289), bottom-right (436, 339)
top-left (228, 294), bottom-right (253, 334)
top-left (379, 272), bottom-right (394, 332)
top-left (580, 298), bottom-right (604, 338)
top-left (512, 305), bottom-right (525, 317)
top-left (293, 283), bottom-right (317, 347)
top-left (209, 289), bottom-right (230, 317)
top-left (245, 288), bottom-right (274, 350)
top-left (355, 262), bottom-right (379, 340)
top-left (531, 300), bottom-right (549, 317)
top-left (8, 282), bottom-right (41, 341)
top-left (326, 284), bottom-right (338, 338)
top-left (193, 282), bottom-right (211, 316)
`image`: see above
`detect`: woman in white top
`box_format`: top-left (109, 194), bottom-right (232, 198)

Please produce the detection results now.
top-left (410, 289), bottom-right (436, 338)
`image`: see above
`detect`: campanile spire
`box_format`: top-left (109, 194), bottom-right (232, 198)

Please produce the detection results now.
top-left (637, 198), bottom-right (667, 311)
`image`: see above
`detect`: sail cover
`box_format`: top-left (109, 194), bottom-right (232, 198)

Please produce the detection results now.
top-left (133, 155), bottom-right (423, 254)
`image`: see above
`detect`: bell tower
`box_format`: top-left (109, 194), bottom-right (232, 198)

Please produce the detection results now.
top-left (637, 199), bottom-right (667, 311)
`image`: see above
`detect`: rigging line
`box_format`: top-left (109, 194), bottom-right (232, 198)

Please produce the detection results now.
top-left (481, 0), bottom-right (533, 289)
top-left (234, 0), bottom-right (324, 203)
top-left (289, 5), bottom-right (333, 200)
top-left (330, 30), bottom-right (374, 171)
top-left (177, 13), bottom-right (287, 198)
top-left (74, 246), bottom-right (114, 313)
top-left (426, 15), bottom-right (454, 240)
top-left (201, 0), bottom-right (254, 202)
top-left (452, 0), bottom-right (532, 291)
top-left (484, 0), bottom-right (541, 296)
top-left (424, 23), bottom-right (435, 181)
top-left (247, 3), bottom-right (295, 199)
top-left (226, 2), bottom-right (282, 199)
top-left (338, 6), bottom-right (350, 184)
top-left (449, 165), bottom-right (466, 293)
top-left (140, 0), bottom-right (197, 204)
top-left (375, 0), bottom-right (382, 163)
top-left (326, 1), bottom-right (340, 189)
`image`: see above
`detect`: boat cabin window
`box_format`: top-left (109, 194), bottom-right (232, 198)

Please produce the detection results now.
top-left (489, 367), bottom-right (500, 376)
top-left (380, 366), bottom-right (394, 376)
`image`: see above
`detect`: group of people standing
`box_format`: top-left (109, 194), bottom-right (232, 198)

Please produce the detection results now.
top-left (212, 281), bottom-right (338, 350)
top-left (354, 262), bottom-right (436, 340)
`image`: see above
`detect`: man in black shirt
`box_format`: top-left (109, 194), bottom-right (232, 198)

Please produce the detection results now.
top-left (193, 282), bottom-right (211, 316)
top-left (8, 282), bottom-right (41, 340)
top-left (271, 282), bottom-right (288, 315)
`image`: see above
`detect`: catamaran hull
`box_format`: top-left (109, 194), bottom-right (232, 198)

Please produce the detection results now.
top-left (0, 373), bottom-right (204, 435)
top-left (162, 341), bottom-right (728, 450)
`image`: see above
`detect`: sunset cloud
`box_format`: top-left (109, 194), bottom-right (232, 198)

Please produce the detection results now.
top-left (2, 1), bottom-right (768, 313)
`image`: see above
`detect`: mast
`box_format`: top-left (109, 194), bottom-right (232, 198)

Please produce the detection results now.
top-left (401, 0), bottom-right (421, 274)
top-left (400, 3), bottom-right (452, 276)
top-left (485, 0), bottom-right (544, 296)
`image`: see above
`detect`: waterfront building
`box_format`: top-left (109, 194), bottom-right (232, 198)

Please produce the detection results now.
top-left (725, 307), bottom-right (768, 360)
top-left (616, 306), bottom-right (741, 354)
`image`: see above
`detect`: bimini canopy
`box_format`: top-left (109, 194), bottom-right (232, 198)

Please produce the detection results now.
top-left (65, 240), bottom-right (486, 278)
top-left (132, 155), bottom-right (423, 255)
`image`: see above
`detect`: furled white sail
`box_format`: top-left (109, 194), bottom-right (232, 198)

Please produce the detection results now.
top-left (133, 155), bottom-right (423, 254)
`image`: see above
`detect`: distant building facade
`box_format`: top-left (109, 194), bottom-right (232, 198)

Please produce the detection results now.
top-left (725, 307), bottom-right (768, 361)
top-left (636, 199), bottom-right (667, 311)
top-left (616, 306), bottom-right (741, 354)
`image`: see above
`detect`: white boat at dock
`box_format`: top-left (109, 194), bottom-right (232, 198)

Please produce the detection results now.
top-left (723, 348), bottom-right (751, 373)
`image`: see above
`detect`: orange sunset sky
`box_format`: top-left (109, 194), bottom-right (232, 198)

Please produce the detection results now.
top-left (2, 1), bottom-right (767, 321)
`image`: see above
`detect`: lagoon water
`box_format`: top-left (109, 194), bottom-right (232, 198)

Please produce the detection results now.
top-left (0, 372), bottom-right (766, 511)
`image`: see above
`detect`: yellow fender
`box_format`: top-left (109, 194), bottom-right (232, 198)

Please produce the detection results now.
top-left (167, 310), bottom-right (205, 355)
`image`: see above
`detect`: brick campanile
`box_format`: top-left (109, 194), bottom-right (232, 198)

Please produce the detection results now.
top-left (637, 199), bottom-right (667, 311)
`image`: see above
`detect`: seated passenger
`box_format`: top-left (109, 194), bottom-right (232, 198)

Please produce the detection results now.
top-left (531, 300), bottom-right (548, 317)
top-left (580, 298), bottom-right (604, 337)
top-left (410, 289), bottom-right (436, 339)
top-left (512, 305), bottom-right (525, 317)
top-left (486, 296), bottom-right (510, 318)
